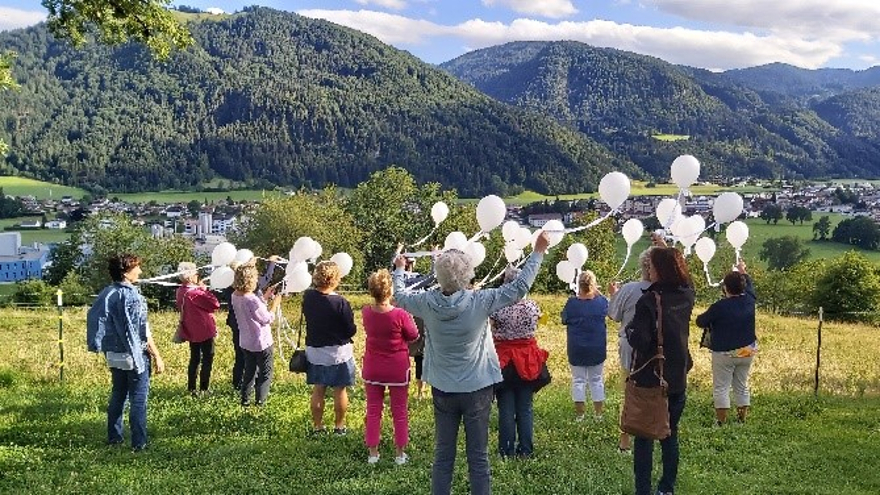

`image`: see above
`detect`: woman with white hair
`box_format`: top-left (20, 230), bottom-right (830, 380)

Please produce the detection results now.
top-left (176, 262), bottom-right (220, 397)
top-left (607, 247), bottom-right (657, 452)
top-left (393, 232), bottom-right (550, 495)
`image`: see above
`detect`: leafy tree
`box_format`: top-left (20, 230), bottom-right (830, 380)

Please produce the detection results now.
top-left (0, 52), bottom-right (18, 157)
top-left (754, 259), bottom-right (826, 313)
top-left (832, 216), bottom-right (880, 250)
top-left (11, 279), bottom-right (56, 306)
top-left (759, 236), bottom-right (811, 271)
top-left (0, 188), bottom-right (24, 219)
top-left (344, 167), bottom-right (456, 273)
top-left (786, 206), bottom-right (812, 225)
top-left (41, 0), bottom-right (193, 59)
top-left (186, 199), bottom-right (201, 217)
top-left (228, 188), bottom-right (365, 286)
top-left (813, 215), bottom-right (832, 240)
top-left (45, 213), bottom-right (193, 296)
top-left (812, 251), bottom-right (880, 322)
top-left (760, 204), bottom-right (783, 225)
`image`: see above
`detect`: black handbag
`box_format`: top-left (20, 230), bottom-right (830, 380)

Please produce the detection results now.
top-left (288, 307), bottom-right (308, 373)
top-left (699, 326), bottom-right (711, 349)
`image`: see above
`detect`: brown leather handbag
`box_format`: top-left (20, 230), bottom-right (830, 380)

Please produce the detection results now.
top-left (621, 292), bottom-right (671, 440)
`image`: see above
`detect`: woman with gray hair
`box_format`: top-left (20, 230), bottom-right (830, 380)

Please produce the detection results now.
top-left (607, 246), bottom-right (657, 452)
top-left (175, 262), bottom-right (220, 397)
top-left (393, 232), bottom-right (550, 495)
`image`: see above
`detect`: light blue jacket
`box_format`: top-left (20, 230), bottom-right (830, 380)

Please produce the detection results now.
top-left (392, 252), bottom-right (544, 393)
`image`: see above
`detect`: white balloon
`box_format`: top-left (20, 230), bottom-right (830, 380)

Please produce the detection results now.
top-left (671, 155), bottom-right (701, 190)
top-left (542, 219), bottom-right (565, 248)
top-left (695, 237), bottom-right (717, 264)
top-left (725, 221), bottom-right (750, 249)
top-left (598, 172), bottom-right (631, 210)
top-left (329, 252), bottom-right (354, 278)
top-left (444, 231), bottom-right (468, 251)
top-left (292, 237), bottom-right (316, 263)
top-left (309, 241), bottom-right (323, 262)
top-left (514, 228), bottom-right (533, 250)
top-left (465, 242), bottom-right (486, 267)
top-left (555, 260), bottom-right (577, 285)
top-left (501, 220), bottom-right (520, 242)
top-left (288, 261), bottom-right (309, 274)
top-left (504, 245), bottom-right (523, 263)
top-left (285, 268), bottom-right (312, 294)
top-left (671, 215), bottom-right (690, 241)
top-left (211, 242), bottom-right (237, 267)
top-left (209, 266), bottom-right (235, 290)
top-left (656, 198), bottom-right (682, 228)
top-left (622, 218), bottom-right (644, 245)
top-left (476, 195), bottom-right (507, 232)
top-left (431, 202), bottom-right (449, 225)
top-left (713, 192), bottom-right (744, 225)
top-left (233, 249), bottom-right (254, 264)
top-left (679, 216), bottom-right (704, 251)
top-left (566, 243), bottom-right (589, 268)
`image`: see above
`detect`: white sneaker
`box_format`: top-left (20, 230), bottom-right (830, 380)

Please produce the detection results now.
top-left (367, 454), bottom-right (380, 464)
top-left (394, 453), bottom-right (409, 465)
top-left (574, 414), bottom-right (585, 422)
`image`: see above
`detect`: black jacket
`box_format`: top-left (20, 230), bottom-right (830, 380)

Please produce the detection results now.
top-left (626, 283), bottom-right (695, 395)
top-left (696, 276), bottom-right (756, 352)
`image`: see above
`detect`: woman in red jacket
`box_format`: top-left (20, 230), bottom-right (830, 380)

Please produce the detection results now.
top-left (362, 269), bottom-right (419, 465)
top-left (176, 262), bottom-right (221, 397)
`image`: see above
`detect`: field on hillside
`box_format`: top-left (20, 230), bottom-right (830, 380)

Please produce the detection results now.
top-left (113, 189), bottom-right (285, 204)
top-left (493, 182), bottom-right (772, 205)
top-left (0, 217), bottom-right (70, 245)
top-left (1, 295), bottom-right (879, 494)
top-left (0, 177), bottom-right (87, 200)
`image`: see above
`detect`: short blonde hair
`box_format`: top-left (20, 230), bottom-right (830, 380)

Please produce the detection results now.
top-left (368, 269), bottom-right (393, 302)
top-left (233, 264), bottom-right (259, 293)
top-left (313, 261), bottom-right (341, 290)
top-left (578, 270), bottom-right (598, 294)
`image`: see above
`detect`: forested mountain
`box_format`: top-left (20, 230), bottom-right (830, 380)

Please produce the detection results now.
top-left (722, 63), bottom-right (880, 101)
top-left (0, 8), bottom-right (634, 196)
top-left (441, 41), bottom-right (880, 179)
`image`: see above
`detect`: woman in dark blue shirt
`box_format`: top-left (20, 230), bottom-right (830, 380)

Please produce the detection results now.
top-left (561, 270), bottom-right (608, 421)
top-left (696, 261), bottom-right (757, 425)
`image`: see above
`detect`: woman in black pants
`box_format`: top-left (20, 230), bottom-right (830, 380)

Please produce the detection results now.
top-left (626, 247), bottom-right (695, 495)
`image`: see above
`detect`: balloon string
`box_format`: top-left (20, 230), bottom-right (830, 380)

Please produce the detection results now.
top-left (138, 264), bottom-right (214, 284)
top-left (544, 210), bottom-right (612, 234)
top-left (613, 244), bottom-right (632, 280)
top-left (476, 251), bottom-right (505, 287)
top-left (411, 225), bottom-right (439, 248)
top-left (704, 263), bottom-right (721, 287)
top-left (482, 256), bottom-right (529, 287)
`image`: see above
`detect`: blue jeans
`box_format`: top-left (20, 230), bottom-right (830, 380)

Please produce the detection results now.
top-left (431, 385), bottom-right (494, 495)
top-left (495, 385), bottom-right (534, 457)
top-left (107, 354), bottom-right (151, 449)
top-left (633, 392), bottom-right (687, 495)
top-left (241, 346), bottom-right (273, 406)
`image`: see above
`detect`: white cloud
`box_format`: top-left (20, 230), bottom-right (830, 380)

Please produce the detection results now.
top-left (205, 8), bottom-right (226, 15)
top-left (354, 0), bottom-right (408, 10)
top-left (297, 9), bottom-right (843, 69)
top-left (482, 0), bottom-right (578, 19)
top-left (0, 7), bottom-right (45, 31)
top-left (652, 0), bottom-right (880, 42)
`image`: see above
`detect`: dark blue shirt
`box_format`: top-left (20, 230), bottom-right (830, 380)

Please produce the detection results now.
top-left (696, 276), bottom-right (757, 352)
top-left (561, 295), bottom-right (608, 367)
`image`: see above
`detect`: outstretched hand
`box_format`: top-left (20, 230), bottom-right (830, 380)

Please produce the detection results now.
top-left (533, 231), bottom-right (551, 254)
top-left (394, 254), bottom-right (407, 270)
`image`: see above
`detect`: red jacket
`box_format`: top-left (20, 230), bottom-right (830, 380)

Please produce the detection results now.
top-left (361, 306), bottom-right (419, 385)
top-left (494, 337), bottom-right (548, 381)
top-left (176, 284), bottom-right (220, 343)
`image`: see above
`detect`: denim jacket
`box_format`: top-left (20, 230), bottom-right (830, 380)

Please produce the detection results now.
top-left (97, 283), bottom-right (150, 374)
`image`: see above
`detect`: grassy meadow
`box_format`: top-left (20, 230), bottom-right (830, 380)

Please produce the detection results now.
top-left (1, 294), bottom-right (879, 494)
top-left (0, 177), bottom-right (87, 200)
top-left (482, 182), bottom-right (772, 206)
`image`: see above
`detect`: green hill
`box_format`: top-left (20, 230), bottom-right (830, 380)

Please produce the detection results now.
top-left (0, 8), bottom-right (633, 196)
top-left (441, 41), bottom-right (880, 180)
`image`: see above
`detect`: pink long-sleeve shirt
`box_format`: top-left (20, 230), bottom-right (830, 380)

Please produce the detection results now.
top-left (231, 292), bottom-right (275, 352)
top-left (361, 306), bottom-right (419, 386)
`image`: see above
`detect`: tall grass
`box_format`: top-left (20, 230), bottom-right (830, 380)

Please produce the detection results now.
top-left (1, 295), bottom-right (879, 494)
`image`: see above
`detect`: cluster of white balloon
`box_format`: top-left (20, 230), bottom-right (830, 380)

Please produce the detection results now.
top-left (207, 242), bottom-right (256, 290)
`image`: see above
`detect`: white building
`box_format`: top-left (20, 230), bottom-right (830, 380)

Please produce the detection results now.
top-left (0, 232), bottom-right (21, 256)
top-left (45, 220), bottom-right (67, 229)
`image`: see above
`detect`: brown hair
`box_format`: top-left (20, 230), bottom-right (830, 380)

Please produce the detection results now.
top-left (108, 254), bottom-right (141, 282)
top-left (649, 247), bottom-right (692, 287)
top-left (368, 269), bottom-right (393, 302)
top-left (233, 264), bottom-right (259, 293)
top-left (313, 261), bottom-right (341, 290)
top-left (722, 271), bottom-right (746, 295)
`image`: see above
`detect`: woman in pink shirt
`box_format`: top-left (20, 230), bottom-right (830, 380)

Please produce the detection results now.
top-left (362, 269), bottom-right (419, 465)
top-left (175, 262), bottom-right (221, 397)
top-left (231, 263), bottom-right (282, 407)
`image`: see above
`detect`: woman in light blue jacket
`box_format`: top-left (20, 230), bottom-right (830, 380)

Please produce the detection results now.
top-left (392, 232), bottom-right (549, 495)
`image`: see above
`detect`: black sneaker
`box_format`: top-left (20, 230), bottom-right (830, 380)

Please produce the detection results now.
top-left (333, 427), bottom-right (348, 436)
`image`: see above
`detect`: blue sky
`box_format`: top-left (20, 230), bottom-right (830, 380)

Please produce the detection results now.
top-left (1, 1), bottom-right (878, 70)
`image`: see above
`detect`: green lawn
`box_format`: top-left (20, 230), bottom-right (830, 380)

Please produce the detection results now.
top-left (1, 296), bottom-right (878, 494)
top-left (0, 217), bottom-right (70, 245)
top-left (485, 182), bottom-right (773, 206)
top-left (651, 134), bottom-right (690, 142)
top-left (0, 177), bottom-right (87, 200)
